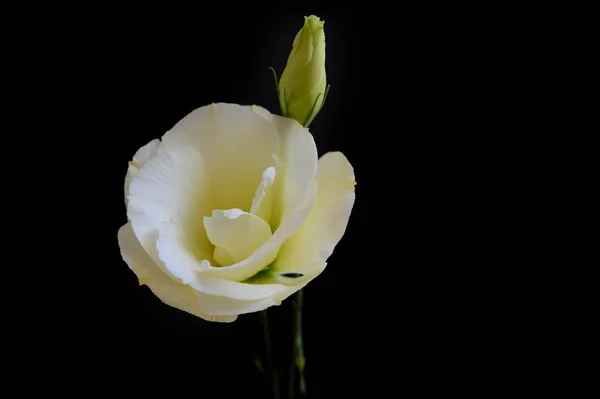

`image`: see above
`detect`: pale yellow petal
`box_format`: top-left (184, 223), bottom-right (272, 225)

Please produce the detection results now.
top-left (118, 222), bottom-right (236, 323)
top-left (250, 104), bottom-right (272, 120)
top-left (271, 152), bottom-right (356, 279)
top-left (249, 107), bottom-right (319, 230)
top-left (250, 166), bottom-right (276, 225)
top-left (199, 181), bottom-right (318, 282)
top-left (203, 209), bottom-right (272, 266)
top-left (195, 282), bottom-right (307, 317)
top-left (269, 115), bottom-right (318, 230)
top-left (124, 139), bottom-right (160, 206)
top-left (161, 103), bottom-right (280, 212)
top-left (195, 110), bottom-right (320, 282)
top-left (156, 222), bottom-right (288, 300)
top-left (127, 145), bottom-right (212, 282)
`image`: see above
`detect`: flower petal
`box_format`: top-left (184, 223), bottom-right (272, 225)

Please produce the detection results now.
top-left (271, 152), bottom-right (356, 279)
top-left (250, 106), bottom-right (318, 230)
top-left (270, 116), bottom-right (318, 230)
top-left (124, 139), bottom-right (160, 206)
top-left (127, 145), bottom-right (213, 281)
top-left (156, 221), bottom-right (288, 300)
top-left (193, 109), bottom-right (319, 282)
top-left (250, 104), bottom-right (271, 119)
top-left (118, 222), bottom-right (236, 323)
top-left (250, 166), bottom-right (276, 225)
top-left (161, 103), bottom-right (280, 212)
top-left (204, 209), bottom-right (272, 266)
top-left (199, 181), bottom-right (318, 282)
top-left (195, 282), bottom-right (307, 317)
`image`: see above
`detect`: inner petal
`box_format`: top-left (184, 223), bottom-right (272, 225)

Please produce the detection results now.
top-left (203, 209), bottom-right (272, 266)
top-left (250, 166), bottom-right (276, 226)
top-left (161, 103), bottom-right (280, 212)
top-left (197, 181), bottom-right (318, 282)
top-left (251, 113), bottom-right (318, 231)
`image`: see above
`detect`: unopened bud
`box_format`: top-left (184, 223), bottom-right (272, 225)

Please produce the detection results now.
top-left (279, 15), bottom-right (328, 127)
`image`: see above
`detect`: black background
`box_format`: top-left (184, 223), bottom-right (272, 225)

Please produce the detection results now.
top-left (13, 1), bottom-right (514, 397)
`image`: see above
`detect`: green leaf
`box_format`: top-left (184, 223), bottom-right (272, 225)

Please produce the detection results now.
top-left (268, 67), bottom-right (279, 90)
top-left (319, 84), bottom-right (331, 114)
top-left (302, 92), bottom-right (324, 127)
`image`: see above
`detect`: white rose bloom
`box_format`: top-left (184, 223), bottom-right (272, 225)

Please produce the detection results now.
top-left (118, 103), bottom-right (355, 322)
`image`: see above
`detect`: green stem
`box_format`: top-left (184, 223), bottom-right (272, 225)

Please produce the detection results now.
top-left (288, 289), bottom-right (305, 398)
top-left (261, 310), bottom-right (279, 399)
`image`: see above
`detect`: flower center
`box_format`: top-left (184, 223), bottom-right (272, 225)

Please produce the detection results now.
top-left (203, 208), bottom-right (273, 267)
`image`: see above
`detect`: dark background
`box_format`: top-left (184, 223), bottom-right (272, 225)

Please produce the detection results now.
top-left (12, 1), bottom-right (519, 397)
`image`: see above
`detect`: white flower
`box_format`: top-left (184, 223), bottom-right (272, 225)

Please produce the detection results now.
top-left (118, 103), bottom-right (356, 322)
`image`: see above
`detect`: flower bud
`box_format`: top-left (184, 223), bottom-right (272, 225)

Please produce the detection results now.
top-left (279, 15), bottom-right (328, 127)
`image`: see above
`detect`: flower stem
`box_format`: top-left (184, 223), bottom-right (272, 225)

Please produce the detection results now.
top-left (261, 310), bottom-right (279, 399)
top-left (288, 289), bottom-right (306, 398)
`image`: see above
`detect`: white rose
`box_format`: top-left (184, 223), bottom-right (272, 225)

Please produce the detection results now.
top-left (118, 103), bottom-right (355, 322)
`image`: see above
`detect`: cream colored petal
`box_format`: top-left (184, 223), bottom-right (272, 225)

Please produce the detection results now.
top-left (118, 222), bottom-right (236, 323)
top-left (271, 152), bottom-right (356, 280)
top-left (270, 116), bottom-right (318, 230)
top-left (204, 209), bottom-right (272, 266)
top-left (250, 104), bottom-right (272, 119)
top-left (161, 103), bottom-right (280, 212)
top-left (156, 222), bottom-right (199, 285)
top-left (213, 247), bottom-right (235, 268)
top-left (124, 139), bottom-right (160, 206)
top-left (250, 166), bottom-right (276, 225)
top-left (195, 282), bottom-right (307, 317)
top-left (250, 106), bottom-right (318, 230)
top-left (156, 222), bottom-right (288, 300)
top-left (198, 181), bottom-right (318, 282)
top-left (195, 275), bottom-right (288, 301)
top-left (127, 145), bottom-right (213, 282)
top-left (159, 223), bottom-right (287, 301)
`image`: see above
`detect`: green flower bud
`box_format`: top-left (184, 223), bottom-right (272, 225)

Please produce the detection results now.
top-left (279, 15), bottom-right (328, 127)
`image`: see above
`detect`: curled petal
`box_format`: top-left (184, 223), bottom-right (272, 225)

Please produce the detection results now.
top-left (204, 209), bottom-right (272, 266)
top-left (161, 103), bottom-right (280, 212)
top-left (156, 222), bottom-right (288, 300)
top-left (269, 115), bottom-right (318, 230)
top-left (199, 181), bottom-right (318, 282)
top-left (250, 106), bottom-right (319, 229)
top-left (124, 139), bottom-right (160, 206)
top-left (271, 152), bottom-right (356, 280)
top-left (196, 110), bottom-right (319, 282)
top-left (118, 223), bottom-right (236, 323)
top-left (128, 145), bottom-right (212, 281)
top-left (250, 166), bottom-right (276, 224)
top-left (195, 282), bottom-right (308, 317)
